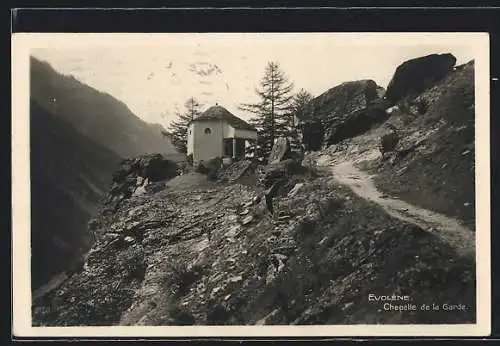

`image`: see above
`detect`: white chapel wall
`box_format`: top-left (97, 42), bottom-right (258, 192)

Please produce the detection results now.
top-left (191, 119), bottom-right (225, 164)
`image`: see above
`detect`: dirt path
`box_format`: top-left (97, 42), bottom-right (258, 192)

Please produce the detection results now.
top-left (330, 161), bottom-right (475, 259)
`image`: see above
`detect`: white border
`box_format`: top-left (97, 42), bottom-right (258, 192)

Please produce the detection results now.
top-left (12, 32), bottom-right (491, 337)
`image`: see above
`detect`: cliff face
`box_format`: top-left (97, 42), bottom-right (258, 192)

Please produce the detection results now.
top-left (32, 53), bottom-right (477, 327)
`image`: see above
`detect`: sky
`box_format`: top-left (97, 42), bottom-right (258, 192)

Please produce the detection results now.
top-left (30, 33), bottom-right (478, 129)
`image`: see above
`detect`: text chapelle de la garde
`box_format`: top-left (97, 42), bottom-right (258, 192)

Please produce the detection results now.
top-left (368, 294), bottom-right (467, 312)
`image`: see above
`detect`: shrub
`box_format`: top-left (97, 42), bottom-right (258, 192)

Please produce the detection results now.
top-left (195, 157), bottom-right (223, 181)
top-left (195, 161), bottom-right (209, 174)
top-left (165, 261), bottom-right (203, 296)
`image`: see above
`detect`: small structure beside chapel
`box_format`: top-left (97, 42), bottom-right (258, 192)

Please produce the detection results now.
top-left (187, 104), bottom-right (258, 165)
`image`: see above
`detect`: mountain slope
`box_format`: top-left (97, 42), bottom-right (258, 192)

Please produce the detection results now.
top-left (31, 164), bottom-right (475, 326)
top-left (30, 57), bottom-right (177, 158)
top-left (31, 53), bottom-right (476, 327)
top-left (368, 60), bottom-right (475, 228)
top-left (30, 100), bottom-right (123, 290)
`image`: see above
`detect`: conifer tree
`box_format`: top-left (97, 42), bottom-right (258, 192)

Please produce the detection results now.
top-left (167, 97), bottom-right (203, 153)
top-left (239, 62), bottom-right (294, 161)
top-left (288, 88), bottom-right (314, 153)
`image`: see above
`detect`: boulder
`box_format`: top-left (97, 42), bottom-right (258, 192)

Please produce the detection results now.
top-left (384, 53), bottom-right (457, 105)
top-left (268, 137), bottom-right (291, 164)
top-left (217, 160), bottom-right (254, 183)
top-left (113, 154), bottom-right (178, 185)
top-left (298, 80), bottom-right (388, 148)
top-left (107, 154), bottom-right (179, 208)
top-left (195, 157), bottom-right (223, 181)
top-left (260, 159), bottom-right (303, 188)
top-left (303, 80), bottom-right (383, 121)
top-left (379, 130), bottom-right (399, 157)
top-left (138, 154), bottom-right (179, 182)
top-left (324, 105), bottom-right (390, 146)
top-left (299, 120), bottom-right (324, 151)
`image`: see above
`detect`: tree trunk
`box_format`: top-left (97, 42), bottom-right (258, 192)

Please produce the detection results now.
top-left (271, 75), bottom-right (275, 152)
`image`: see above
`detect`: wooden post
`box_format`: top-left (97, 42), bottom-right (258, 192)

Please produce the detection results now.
top-left (232, 137), bottom-right (237, 159)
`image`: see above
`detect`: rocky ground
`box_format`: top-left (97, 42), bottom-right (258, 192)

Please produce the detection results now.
top-left (32, 156), bottom-right (475, 326)
top-left (361, 61), bottom-right (475, 229)
top-left (31, 53), bottom-right (477, 327)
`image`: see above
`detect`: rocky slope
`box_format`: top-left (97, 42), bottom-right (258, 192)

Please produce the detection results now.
top-left (364, 59), bottom-right (475, 229)
top-left (32, 53), bottom-right (476, 326)
top-left (31, 160), bottom-right (475, 326)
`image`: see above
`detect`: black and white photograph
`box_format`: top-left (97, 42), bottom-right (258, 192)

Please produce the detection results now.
top-left (12, 32), bottom-right (490, 337)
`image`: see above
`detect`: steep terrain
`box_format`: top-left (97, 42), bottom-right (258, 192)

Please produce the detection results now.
top-left (31, 163), bottom-right (475, 326)
top-left (363, 60), bottom-right (475, 229)
top-left (30, 100), bottom-right (122, 290)
top-left (31, 53), bottom-right (477, 327)
top-left (30, 57), bottom-right (177, 158)
top-left (30, 58), bottom-right (178, 290)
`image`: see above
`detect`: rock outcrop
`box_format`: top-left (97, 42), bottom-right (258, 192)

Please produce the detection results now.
top-left (298, 119), bottom-right (324, 151)
top-left (268, 137), bottom-right (291, 164)
top-left (106, 154), bottom-right (179, 212)
top-left (384, 53), bottom-right (457, 105)
top-left (298, 80), bottom-right (390, 149)
top-left (323, 104), bottom-right (390, 146)
top-left (257, 138), bottom-right (306, 190)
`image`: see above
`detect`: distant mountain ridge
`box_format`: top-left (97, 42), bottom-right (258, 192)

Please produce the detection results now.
top-left (30, 57), bottom-right (177, 158)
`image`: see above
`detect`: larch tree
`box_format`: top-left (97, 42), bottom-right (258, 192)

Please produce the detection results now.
top-left (239, 62), bottom-right (295, 161)
top-left (288, 88), bottom-right (314, 153)
top-left (290, 88), bottom-right (314, 125)
top-left (166, 97), bottom-right (203, 153)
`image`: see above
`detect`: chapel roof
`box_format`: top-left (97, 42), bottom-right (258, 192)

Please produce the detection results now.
top-left (191, 104), bottom-right (257, 132)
